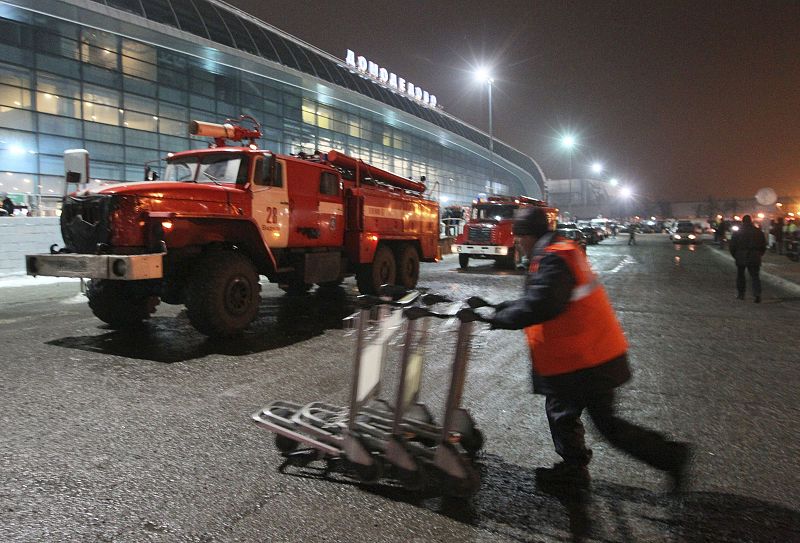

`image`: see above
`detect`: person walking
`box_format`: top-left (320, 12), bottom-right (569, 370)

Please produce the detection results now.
top-left (772, 217), bottom-right (784, 254)
top-left (627, 224), bottom-right (636, 245)
top-left (485, 207), bottom-right (690, 492)
top-left (729, 214), bottom-right (766, 303)
top-left (2, 195), bottom-right (14, 216)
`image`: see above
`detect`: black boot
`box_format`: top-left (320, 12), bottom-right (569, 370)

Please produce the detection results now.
top-left (667, 442), bottom-right (692, 493)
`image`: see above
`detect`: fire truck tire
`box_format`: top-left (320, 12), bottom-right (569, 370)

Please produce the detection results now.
top-left (87, 279), bottom-right (159, 329)
top-left (395, 244), bottom-right (420, 288)
top-left (499, 247), bottom-right (516, 269)
top-left (356, 245), bottom-right (396, 294)
top-left (458, 254), bottom-right (470, 269)
top-left (185, 251), bottom-right (261, 337)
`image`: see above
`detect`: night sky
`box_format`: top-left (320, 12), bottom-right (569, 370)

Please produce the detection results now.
top-left (226, 0), bottom-right (799, 202)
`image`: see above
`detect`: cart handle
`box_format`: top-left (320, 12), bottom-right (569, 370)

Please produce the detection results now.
top-left (403, 306), bottom-right (485, 323)
top-left (421, 292), bottom-right (452, 305)
top-left (356, 290), bottom-right (420, 309)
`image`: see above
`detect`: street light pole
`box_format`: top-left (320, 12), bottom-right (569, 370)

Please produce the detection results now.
top-left (569, 151), bottom-right (572, 180)
top-left (560, 134), bottom-right (577, 180)
top-left (475, 67), bottom-right (495, 190)
top-left (487, 78), bottom-right (494, 185)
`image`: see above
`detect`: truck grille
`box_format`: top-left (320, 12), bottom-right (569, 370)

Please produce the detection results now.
top-left (60, 194), bottom-right (115, 253)
top-left (467, 225), bottom-right (493, 244)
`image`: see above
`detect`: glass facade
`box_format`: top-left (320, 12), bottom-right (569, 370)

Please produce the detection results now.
top-left (0, 0), bottom-right (545, 214)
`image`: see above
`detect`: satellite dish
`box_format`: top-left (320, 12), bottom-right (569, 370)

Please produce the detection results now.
top-left (755, 187), bottom-right (777, 206)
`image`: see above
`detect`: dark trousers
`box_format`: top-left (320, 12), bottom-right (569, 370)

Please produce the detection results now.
top-left (545, 390), bottom-right (679, 471)
top-left (736, 264), bottom-right (761, 297)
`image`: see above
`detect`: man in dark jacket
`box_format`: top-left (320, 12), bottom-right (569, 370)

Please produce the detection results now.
top-left (729, 214), bottom-right (767, 303)
top-left (2, 195), bottom-right (14, 216)
top-left (486, 207), bottom-right (690, 491)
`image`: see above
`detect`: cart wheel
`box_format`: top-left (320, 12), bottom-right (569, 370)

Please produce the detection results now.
top-left (324, 457), bottom-right (343, 475)
top-left (443, 467), bottom-right (480, 498)
top-left (351, 454), bottom-right (383, 484)
top-left (274, 434), bottom-right (299, 454)
top-left (460, 427), bottom-right (485, 456)
top-left (396, 463), bottom-right (426, 491)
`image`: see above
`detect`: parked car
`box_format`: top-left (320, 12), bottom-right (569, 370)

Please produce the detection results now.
top-left (671, 221), bottom-right (701, 244)
top-left (557, 223), bottom-right (588, 251)
top-left (580, 226), bottom-right (601, 244)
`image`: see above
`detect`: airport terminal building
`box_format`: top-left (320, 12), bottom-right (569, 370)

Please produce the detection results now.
top-left (0, 0), bottom-right (546, 214)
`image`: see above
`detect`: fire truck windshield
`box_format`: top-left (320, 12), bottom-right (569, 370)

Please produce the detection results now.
top-left (164, 153), bottom-right (249, 184)
top-left (473, 204), bottom-right (517, 221)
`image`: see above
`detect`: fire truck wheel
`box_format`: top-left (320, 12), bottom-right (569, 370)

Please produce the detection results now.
top-left (458, 254), bottom-right (470, 269)
top-left (499, 247), bottom-right (516, 269)
top-left (356, 245), bottom-right (396, 294)
top-left (87, 279), bottom-right (159, 329)
top-left (396, 244), bottom-right (420, 288)
top-left (185, 251), bottom-right (261, 337)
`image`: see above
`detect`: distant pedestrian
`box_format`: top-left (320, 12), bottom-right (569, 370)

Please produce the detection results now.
top-left (610, 224), bottom-right (618, 239)
top-left (2, 196), bottom-right (14, 216)
top-left (772, 217), bottom-right (784, 254)
top-left (627, 225), bottom-right (636, 245)
top-left (729, 214), bottom-right (766, 303)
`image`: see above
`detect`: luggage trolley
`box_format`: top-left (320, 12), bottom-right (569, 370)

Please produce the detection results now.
top-left (251, 291), bottom-right (487, 495)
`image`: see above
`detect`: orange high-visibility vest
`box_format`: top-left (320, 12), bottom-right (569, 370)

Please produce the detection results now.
top-left (525, 240), bottom-right (628, 376)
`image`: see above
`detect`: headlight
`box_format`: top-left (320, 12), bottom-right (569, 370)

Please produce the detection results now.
top-left (674, 234), bottom-right (681, 240)
top-left (688, 234), bottom-right (696, 239)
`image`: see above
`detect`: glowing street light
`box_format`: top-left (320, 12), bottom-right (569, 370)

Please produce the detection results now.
top-left (620, 186), bottom-right (633, 198)
top-left (609, 177), bottom-right (619, 186)
top-left (591, 161), bottom-right (603, 175)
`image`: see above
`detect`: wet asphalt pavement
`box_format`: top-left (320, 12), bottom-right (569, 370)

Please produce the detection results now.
top-left (1, 234), bottom-right (799, 542)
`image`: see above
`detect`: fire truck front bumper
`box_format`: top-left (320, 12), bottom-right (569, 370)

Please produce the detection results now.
top-left (25, 253), bottom-right (164, 280)
top-left (453, 244), bottom-right (509, 256)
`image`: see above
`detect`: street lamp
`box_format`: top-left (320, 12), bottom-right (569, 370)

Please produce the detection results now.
top-left (475, 67), bottom-right (494, 185)
top-left (560, 134), bottom-right (577, 179)
top-left (591, 161), bottom-right (603, 175)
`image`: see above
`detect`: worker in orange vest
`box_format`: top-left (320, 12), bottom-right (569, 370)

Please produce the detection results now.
top-left (486, 206), bottom-right (691, 492)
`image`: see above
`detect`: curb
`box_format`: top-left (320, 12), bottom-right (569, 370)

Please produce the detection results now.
top-left (704, 243), bottom-right (800, 296)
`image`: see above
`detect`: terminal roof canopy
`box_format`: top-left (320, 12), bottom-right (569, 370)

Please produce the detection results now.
top-left (90, 0), bottom-right (545, 194)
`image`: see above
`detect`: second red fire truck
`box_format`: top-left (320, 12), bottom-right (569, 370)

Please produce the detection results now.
top-left (453, 195), bottom-right (558, 269)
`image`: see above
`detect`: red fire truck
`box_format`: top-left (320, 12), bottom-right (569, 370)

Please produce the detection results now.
top-left (26, 116), bottom-right (440, 337)
top-left (453, 195), bottom-right (557, 269)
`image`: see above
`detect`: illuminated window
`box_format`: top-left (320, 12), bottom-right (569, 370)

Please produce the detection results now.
top-left (0, 84), bottom-right (31, 109)
top-left (83, 102), bottom-right (119, 125)
top-left (301, 100), bottom-right (315, 125)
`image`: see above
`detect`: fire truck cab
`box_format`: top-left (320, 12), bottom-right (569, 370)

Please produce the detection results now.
top-left (453, 195), bottom-right (557, 269)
